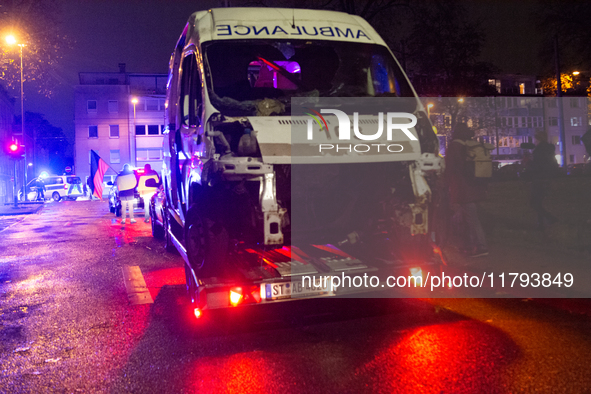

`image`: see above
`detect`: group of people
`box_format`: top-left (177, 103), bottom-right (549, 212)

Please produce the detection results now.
top-left (115, 163), bottom-right (160, 224)
top-left (445, 123), bottom-right (571, 258)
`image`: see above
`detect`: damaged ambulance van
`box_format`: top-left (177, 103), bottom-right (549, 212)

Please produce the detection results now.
top-left (155, 8), bottom-right (444, 313)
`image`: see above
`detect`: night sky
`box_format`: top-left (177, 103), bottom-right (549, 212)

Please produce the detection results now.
top-left (19, 0), bottom-right (543, 148)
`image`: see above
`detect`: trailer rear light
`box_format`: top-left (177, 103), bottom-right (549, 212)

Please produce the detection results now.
top-left (229, 287), bottom-right (243, 307)
top-left (193, 308), bottom-right (202, 319)
top-left (250, 288), bottom-right (262, 303)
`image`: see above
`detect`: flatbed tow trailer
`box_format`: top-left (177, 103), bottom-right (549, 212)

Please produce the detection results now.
top-left (172, 233), bottom-right (443, 318)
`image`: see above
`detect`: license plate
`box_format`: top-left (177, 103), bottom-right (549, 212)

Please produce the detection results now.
top-left (263, 280), bottom-right (332, 300)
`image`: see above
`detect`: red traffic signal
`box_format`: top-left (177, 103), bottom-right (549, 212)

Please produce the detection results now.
top-left (5, 141), bottom-right (24, 159)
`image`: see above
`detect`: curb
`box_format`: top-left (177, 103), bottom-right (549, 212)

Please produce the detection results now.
top-left (0, 203), bottom-right (44, 216)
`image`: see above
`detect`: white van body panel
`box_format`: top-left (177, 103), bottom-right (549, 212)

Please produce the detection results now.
top-left (186, 8), bottom-right (387, 46)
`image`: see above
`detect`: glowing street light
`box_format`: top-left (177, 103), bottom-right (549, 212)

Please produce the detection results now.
top-left (573, 71), bottom-right (580, 76)
top-left (458, 98), bottom-right (464, 103)
top-left (427, 103), bottom-right (434, 118)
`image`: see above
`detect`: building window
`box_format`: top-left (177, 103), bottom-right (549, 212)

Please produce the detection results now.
top-left (135, 98), bottom-right (144, 111)
top-left (87, 100), bottom-right (97, 113)
top-left (570, 154), bottom-right (575, 164)
top-left (89, 125), bottom-right (98, 138)
top-left (572, 135), bottom-right (581, 145)
top-left (147, 125), bottom-right (159, 135)
top-left (135, 125), bottom-right (146, 135)
top-left (571, 117), bottom-right (582, 127)
top-left (109, 125), bottom-right (119, 138)
top-left (146, 99), bottom-right (159, 111)
top-left (110, 150), bottom-right (120, 164)
top-left (548, 98), bottom-right (557, 108)
top-left (519, 83), bottom-right (525, 94)
top-left (570, 98), bottom-right (580, 108)
top-left (108, 100), bottom-right (118, 113)
top-left (549, 117), bottom-right (558, 126)
top-left (136, 148), bottom-right (162, 161)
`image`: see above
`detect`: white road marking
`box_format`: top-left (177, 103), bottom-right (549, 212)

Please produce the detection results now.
top-left (121, 265), bottom-right (153, 305)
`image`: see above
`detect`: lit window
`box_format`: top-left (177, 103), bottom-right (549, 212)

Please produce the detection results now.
top-left (136, 148), bottom-right (162, 161)
top-left (571, 117), bottom-right (582, 127)
top-left (110, 150), bottom-right (120, 164)
top-left (519, 83), bottom-right (525, 94)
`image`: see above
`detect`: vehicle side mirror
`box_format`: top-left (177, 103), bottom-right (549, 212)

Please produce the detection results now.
top-left (107, 181), bottom-right (113, 186)
top-left (520, 142), bottom-right (536, 150)
top-left (145, 179), bottom-right (159, 188)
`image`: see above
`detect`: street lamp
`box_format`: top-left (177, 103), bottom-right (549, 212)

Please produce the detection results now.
top-left (5, 34), bottom-right (27, 200)
top-left (573, 71), bottom-right (580, 76)
top-left (427, 103), bottom-right (434, 118)
top-left (130, 97), bottom-right (138, 167)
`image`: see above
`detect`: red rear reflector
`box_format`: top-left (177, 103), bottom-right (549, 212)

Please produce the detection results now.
top-left (251, 289), bottom-right (262, 303)
top-left (194, 308), bottom-right (202, 319)
top-left (229, 287), bottom-right (243, 307)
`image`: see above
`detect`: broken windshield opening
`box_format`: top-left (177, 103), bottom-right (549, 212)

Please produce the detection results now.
top-left (204, 40), bottom-right (415, 116)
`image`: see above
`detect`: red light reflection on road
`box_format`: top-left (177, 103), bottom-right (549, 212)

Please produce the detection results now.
top-left (143, 267), bottom-right (185, 300)
top-left (185, 353), bottom-right (296, 393)
top-left (355, 320), bottom-right (517, 393)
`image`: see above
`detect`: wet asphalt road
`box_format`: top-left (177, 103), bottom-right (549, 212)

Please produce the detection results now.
top-left (1, 201), bottom-right (591, 393)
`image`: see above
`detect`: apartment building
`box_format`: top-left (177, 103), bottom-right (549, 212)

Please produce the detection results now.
top-left (74, 64), bottom-right (167, 184)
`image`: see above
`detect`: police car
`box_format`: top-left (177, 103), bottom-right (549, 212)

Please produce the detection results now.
top-left (19, 175), bottom-right (84, 201)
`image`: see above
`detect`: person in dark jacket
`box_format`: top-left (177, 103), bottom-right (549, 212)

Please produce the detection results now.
top-left (445, 123), bottom-right (488, 257)
top-left (528, 131), bottom-right (558, 232)
top-left (116, 164), bottom-right (138, 224)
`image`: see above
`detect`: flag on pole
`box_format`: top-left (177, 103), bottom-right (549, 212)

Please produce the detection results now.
top-left (89, 150), bottom-right (110, 200)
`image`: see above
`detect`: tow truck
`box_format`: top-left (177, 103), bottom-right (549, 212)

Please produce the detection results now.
top-left (149, 7), bottom-right (445, 319)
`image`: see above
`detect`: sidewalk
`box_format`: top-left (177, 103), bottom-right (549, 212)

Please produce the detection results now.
top-left (0, 201), bottom-right (45, 216)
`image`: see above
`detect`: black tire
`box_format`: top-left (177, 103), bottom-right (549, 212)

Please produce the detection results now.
top-left (184, 206), bottom-right (229, 278)
top-left (151, 204), bottom-right (165, 239)
top-left (163, 209), bottom-right (178, 254)
top-left (52, 192), bottom-right (61, 202)
top-left (115, 205), bottom-right (122, 217)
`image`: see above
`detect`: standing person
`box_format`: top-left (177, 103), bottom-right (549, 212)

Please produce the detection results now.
top-left (445, 123), bottom-right (489, 257)
top-left (35, 178), bottom-right (46, 201)
top-left (137, 164), bottom-right (160, 223)
top-left (528, 131), bottom-right (559, 232)
top-left (116, 164), bottom-right (137, 224)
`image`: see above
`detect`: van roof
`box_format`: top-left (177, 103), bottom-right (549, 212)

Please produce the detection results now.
top-left (185, 7), bottom-right (386, 46)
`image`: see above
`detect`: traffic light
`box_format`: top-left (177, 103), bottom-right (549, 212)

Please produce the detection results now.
top-left (5, 141), bottom-right (24, 159)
